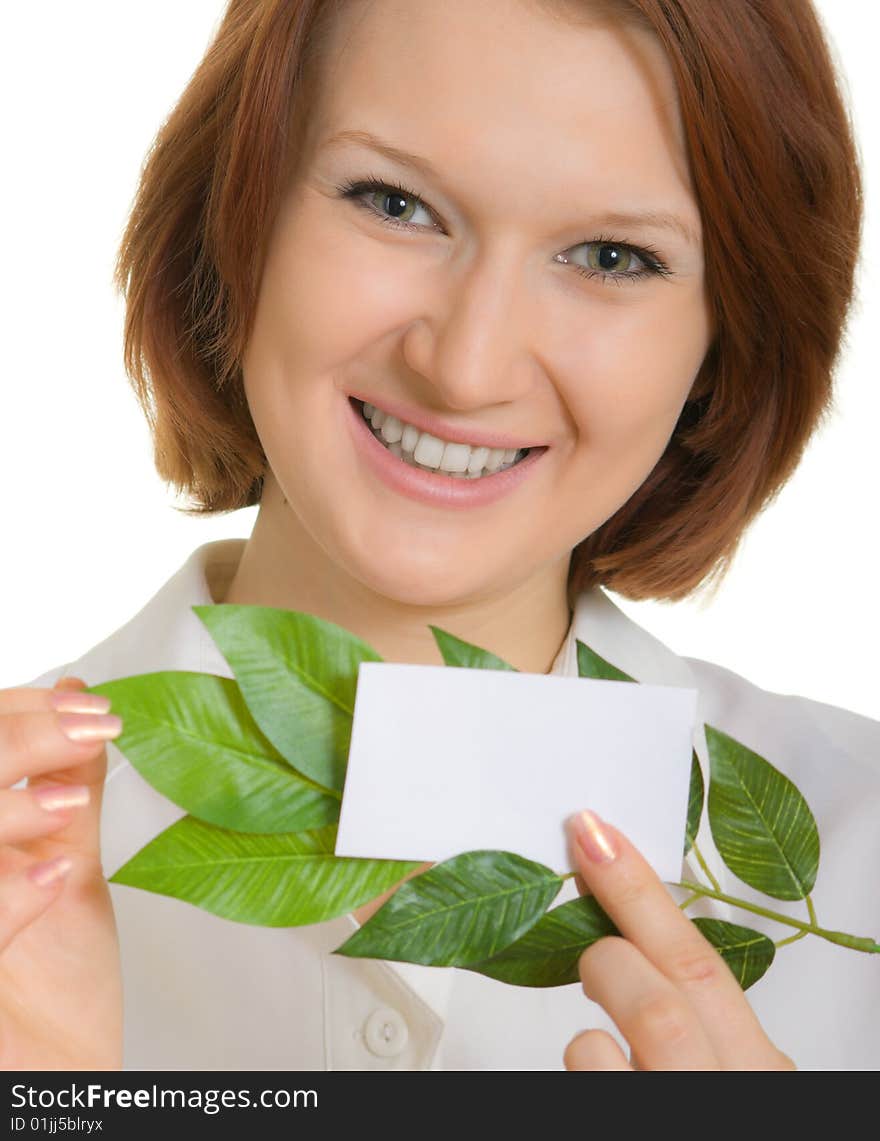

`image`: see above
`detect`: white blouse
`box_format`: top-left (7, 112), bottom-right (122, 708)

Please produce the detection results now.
top-left (24, 539), bottom-right (880, 1070)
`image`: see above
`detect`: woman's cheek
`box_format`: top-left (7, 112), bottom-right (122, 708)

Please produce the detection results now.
top-left (289, 214), bottom-right (430, 350)
top-left (577, 295), bottom-right (707, 431)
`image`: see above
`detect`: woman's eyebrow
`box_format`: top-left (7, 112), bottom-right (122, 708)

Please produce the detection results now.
top-left (321, 128), bottom-right (701, 248)
top-left (584, 209), bottom-right (701, 248)
top-left (323, 128), bottom-right (445, 182)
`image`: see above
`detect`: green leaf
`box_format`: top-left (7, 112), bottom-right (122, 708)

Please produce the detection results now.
top-left (692, 917), bottom-right (776, 991)
top-left (684, 751), bottom-right (704, 857)
top-left (110, 819), bottom-right (417, 927)
top-left (467, 895), bottom-right (619, 987)
top-left (429, 626), bottom-right (517, 671)
top-left (576, 640), bottom-right (635, 682)
top-left (194, 605), bottom-right (383, 793)
top-left (90, 673), bottom-right (339, 834)
top-left (335, 850), bottom-right (563, 966)
top-left (706, 724), bottom-right (820, 900)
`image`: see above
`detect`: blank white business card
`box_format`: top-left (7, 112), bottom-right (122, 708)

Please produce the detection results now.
top-left (335, 663), bottom-right (697, 880)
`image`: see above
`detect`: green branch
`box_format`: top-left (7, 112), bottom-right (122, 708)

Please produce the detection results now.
top-left (677, 880), bottom-right (880, 953)
top-left (690, 841), bottom-right (721, 894)
top-left (775, 930), bottom-right (808, 949)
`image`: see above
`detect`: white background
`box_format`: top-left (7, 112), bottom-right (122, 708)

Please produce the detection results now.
top-left (1, 2), bottom-right (877, 719)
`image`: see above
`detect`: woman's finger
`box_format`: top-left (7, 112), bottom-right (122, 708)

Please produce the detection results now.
top-left (564, 1028), bottom-right (633, 1071)
top-left (0, 702), bottom-right (119, 791)
top-left (568, 809), bottom-right (786, 1068)
top-left (0, 785), bottom-right (90, 845)
top-left (0, 709), bottom-right (114, 781)
top-left (0, 846), bottom-right (73, 955)
top-left (0, 678), bottom-right (105, 716)
top-left (578, 936), bottom-right (719, 1070)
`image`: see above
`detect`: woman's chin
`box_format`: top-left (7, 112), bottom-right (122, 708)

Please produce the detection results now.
top-left (345, 546), bottom-right (508, 611)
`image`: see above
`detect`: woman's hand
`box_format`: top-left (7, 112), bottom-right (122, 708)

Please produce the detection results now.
top-left (0, 677), bottom-right (123, 1070)
top-left (563, 810), bottom-right (795, 1071)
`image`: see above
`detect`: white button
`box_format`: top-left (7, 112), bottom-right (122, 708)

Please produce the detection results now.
top-left (363, 1008), bottom-right (409, 1058)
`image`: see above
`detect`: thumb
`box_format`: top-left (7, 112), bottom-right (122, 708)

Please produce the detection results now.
top-left (27, 676), bottom-right (111, 866)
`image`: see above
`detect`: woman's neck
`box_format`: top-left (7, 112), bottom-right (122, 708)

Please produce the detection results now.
top-left (221, 487), bottom-right (574, 676)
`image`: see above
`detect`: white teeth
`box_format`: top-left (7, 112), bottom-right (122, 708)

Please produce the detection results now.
top-left (467, 446), bottom-right (490, 475)
top-left (413, 432), bottom-right (445, 468)
top-left (401, 423), bottom-right (420, 453)
top-left (485, 448), bottom-right (506, 473)
top-left (380, 415), bottom-right (403, 444)
top-left (439, 442), bottom-right (471, 473)
top-left (359, 401), bottom-right (529, 478)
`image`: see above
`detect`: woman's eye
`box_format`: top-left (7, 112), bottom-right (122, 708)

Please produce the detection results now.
top-left (586, 243), bottom-right (644, 274)
top-left (555, 241), bottom-right (654, 283)
top-left (366, 187), bottom-right (433, 226)
top-left (339, 178), bottom-right (439, 229)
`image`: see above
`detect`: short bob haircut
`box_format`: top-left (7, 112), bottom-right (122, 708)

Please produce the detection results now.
top-left (116, 0), bottom-right (863, 603)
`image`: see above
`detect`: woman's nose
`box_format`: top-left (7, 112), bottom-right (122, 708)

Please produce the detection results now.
top-left (400, 252), bottom-right (536, 411)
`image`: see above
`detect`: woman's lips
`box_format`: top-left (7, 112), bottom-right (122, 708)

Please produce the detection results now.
top-left (345, 396), bottom-right (548, 509)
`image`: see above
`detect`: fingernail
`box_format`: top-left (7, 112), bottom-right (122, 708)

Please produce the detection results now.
top-left (35, 784), bottom-right (91, 812)
top-left (50, 691), bottom-right (112, 715)
top-left (572, 810), bottom-right (618, 864)
top-left (57, 713), bottom-right (123, 743)
top-left (28, 855), bottom-right (74, 888)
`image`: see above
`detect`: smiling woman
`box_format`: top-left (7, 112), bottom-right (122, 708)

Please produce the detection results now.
top-left (2, 0), bottom-right (879, 1074)
top-left (122, 0), bottom-right (720, 663)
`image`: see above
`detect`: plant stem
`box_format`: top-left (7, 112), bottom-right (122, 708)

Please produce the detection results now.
top-left (690, 842), bottom-right (721, 894)
top-left (775, 930), bottom-right (808, 949)
top-left (677, 880), bottom-right (880, 954)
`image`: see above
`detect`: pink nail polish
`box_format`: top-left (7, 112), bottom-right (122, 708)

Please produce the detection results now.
top-left (50, 691), bottom-right (112, 715)
top-left (573, 810), bottom-right (618, 864)
top-left (35, 784), bottom-right (90, 812)
top-left (57, 713), bottom-right (123, 743)
top-left (28, 855), bottom-right (74, 888)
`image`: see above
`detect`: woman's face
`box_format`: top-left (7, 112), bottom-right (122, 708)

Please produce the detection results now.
top-left (242, 0), bottom-right (711, 608)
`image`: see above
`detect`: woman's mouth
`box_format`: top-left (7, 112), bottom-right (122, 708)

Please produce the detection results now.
top-left (352, 398), bottom-right (531, 479)
top-left (344, 395), bottom-right (549, 510)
